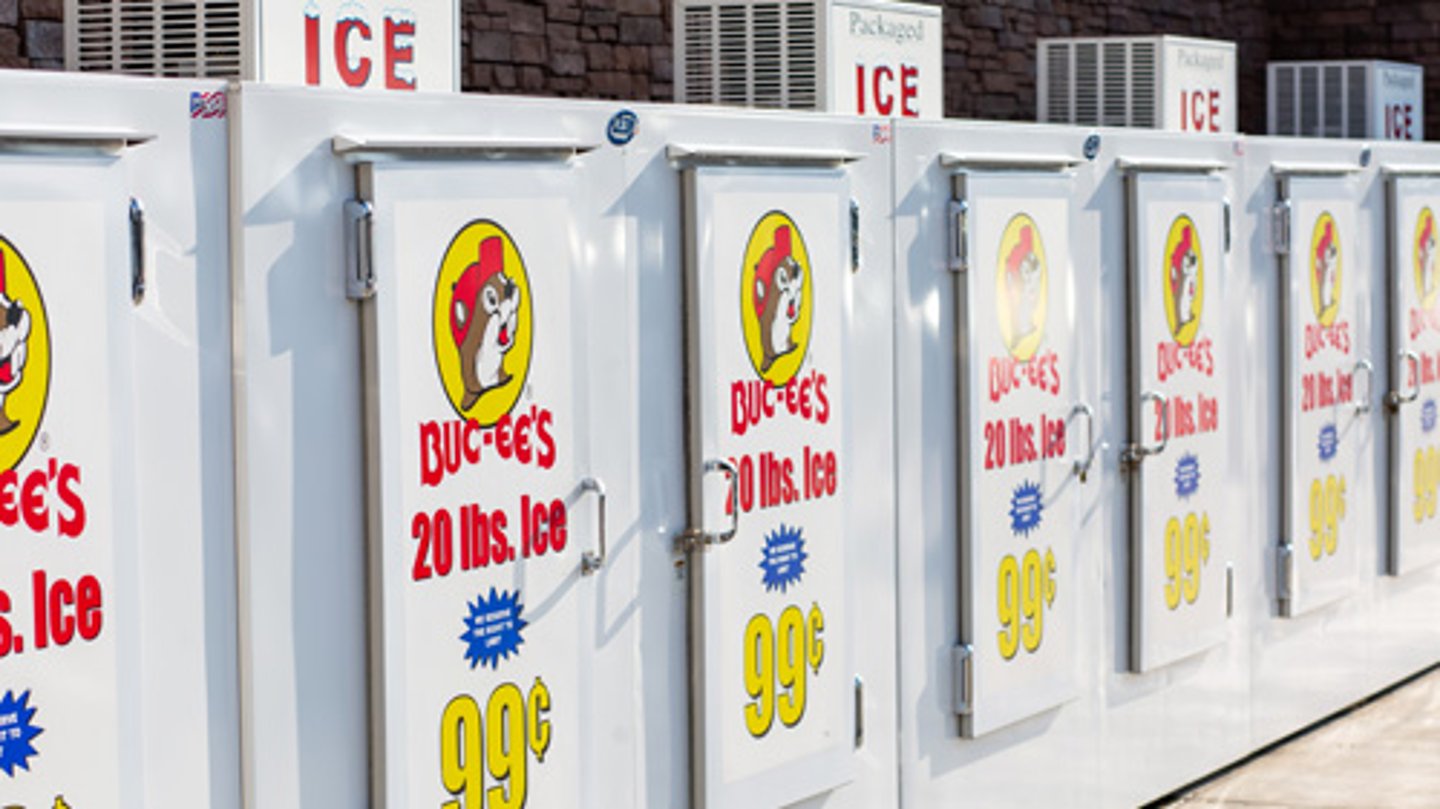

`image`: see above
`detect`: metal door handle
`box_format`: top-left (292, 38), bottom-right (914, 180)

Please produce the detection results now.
top-left (1351, 359), bottom-right (1374, 416)
top-left (1122, 390), bottom-right (1168, 466)
top-left (704, 458), bottom-right (740, 546)
top-left (1068, 402), bottom-right (1097, 482)
top-left (578, 477), bottom-right (607, 575)
top-left (1388, 350), bottom-right (1422, 408)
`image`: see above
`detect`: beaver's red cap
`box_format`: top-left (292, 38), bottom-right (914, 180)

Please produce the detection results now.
top-left (1006, 226), bottom-right (1034, 280)
top-left (451, 237), bottom-right (504, 347)
top-left (753, 225), bottom-right (792, 319)
top-left (1423, 212), bottom-right (1435, 248)
top-left (0, 249), bottom-right (6, 298)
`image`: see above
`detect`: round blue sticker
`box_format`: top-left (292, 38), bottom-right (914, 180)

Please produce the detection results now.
top-left (607, 109), bottom-right (638, 146)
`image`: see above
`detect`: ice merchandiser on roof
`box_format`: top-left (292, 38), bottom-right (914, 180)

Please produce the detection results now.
top-left (674, 0), bottom-right (943, 119)
top-left (63, 0), bottom-right (458, 91)
top-left (1038, 35), bottom-right (1237, 133)
top-left (1268, 60), bottom-right (1424, 140)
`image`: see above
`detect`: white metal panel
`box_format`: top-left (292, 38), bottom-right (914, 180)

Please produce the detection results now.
top-left (952, 170), bottom-right (1088, 736)
top-left (683, 164), bottom-right (854, 808)
top-left (0, 153), bottom-right (135, 807)
top-left (1386, 175), bottom-right (1440, 575)
top-left (1278, 174), bottom-right (1369, 616)
top-left (0, 71), bottom-right (238, 809)
top-left (359, 158), bottom-right (601, 807)
top-left (1125, 170), bottom-right (1230, 672)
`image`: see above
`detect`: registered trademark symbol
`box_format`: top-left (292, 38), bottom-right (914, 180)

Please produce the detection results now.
top-left (38, 432), bottom-right (49, 452)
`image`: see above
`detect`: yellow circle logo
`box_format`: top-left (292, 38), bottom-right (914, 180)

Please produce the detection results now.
top-left (740, 211), bottom-right (813, 386)
top-left (0, 237), bottom-right (49, 473)
top-left (432, 221), bottom-right (533, 426)
top-left (995, 214), bottom-right (1048, 361)
top-left (1309, 212), bottom-right (1341, 327)
top-left (1162, 215), bottom-right (1205, 346)
top-left (1415, 207), bottom-right (1438, 310)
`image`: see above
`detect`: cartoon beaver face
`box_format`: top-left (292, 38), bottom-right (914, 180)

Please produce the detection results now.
top-left (755, 225), bottom-right (804, 374)
top-left (1421, 217), bottom-right (1437, 300)
top-left (450, 236), bottom-right (520, 411)
top-left (1170, 226), bottom-right (1200, 329)
top-left (1315, 221), bottom-right (1338, 312)
top-left (1005, 225), bottom-right (1042, 343)
top-left (0, 250), bottom-right (32, 437)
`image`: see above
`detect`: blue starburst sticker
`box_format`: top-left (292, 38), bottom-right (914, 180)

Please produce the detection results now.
top-left (461, 588), bottom-right (528, 670)
top-left (759, 524), bottom-right (808, 593)
top-left (1423, 399), bottom-right (1437, 434)
top-left (1009, 481), bottom-right (1043, 536)
top-left (1317, 424), bottom-right (1339, 462)
top-left (0, 689), bottom-right (42, 777)
top-left (1175, 453), bottom-right (1201, 499)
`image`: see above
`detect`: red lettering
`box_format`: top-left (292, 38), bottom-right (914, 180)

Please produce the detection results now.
top-left (855, 64), bottom-right (866, 115)
top-left (21, 468), bottom-right (46, 534)
top-left (304, 12), bottom-right (321, 86)
top-left (32, 570), bottom-right (46, 648)
top-left (537, 409), bottom-right (556, 469)
top-left (57, 464), bottom-right (84, 538)
top-left (0, 590), bottom-right (11, 657)
top-left (76, 575), bottom-right (102, 641)
top-left (420, 421), bottom-right (444, 487)
top-left (48, 575), bottom-right (74, 646)
top-left (900, 65), bottom-right (919, 117)
top-left (873, 65), bottom-right (895, 116)
top-left (384, 16), bottom-right (417, 90)
top-left (335, 19), bottom-right (373, 87)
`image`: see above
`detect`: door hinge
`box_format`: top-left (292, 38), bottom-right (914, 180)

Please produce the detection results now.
top-left (849, 197), bottom-right (861, 273)
top-left (853, 675), bottom-right (865, 749)
top-left (947, 199), bottom-right (969, 273)
top-left (1272, 198), bottom-right (1292, 256)
top-left (1277, 542), bottom-right (1295, 604)
top-left (951, 643), bottom-right (973, 715)
top-left (344, 198), bottom-right (375, 300)
top-left (128, 197), bottom-right (146, 304)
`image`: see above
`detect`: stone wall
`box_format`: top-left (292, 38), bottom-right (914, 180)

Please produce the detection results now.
top-left (0, 0), bottom-right (63, 70)
top-left (462, 0), bottom-right (675, 102)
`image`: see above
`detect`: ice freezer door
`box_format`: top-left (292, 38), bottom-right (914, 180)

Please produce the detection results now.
top-left (680, 164), bottom-right (854, 808)
top-left (951, 170), bottom-right (1090, 736)
top-left (356, 156), bottom-right (602, 809)
top-left (1386, 175), bottom-right (1440, 575)
top-left (0, 141), bottom-right (140, 805)
top-left (1276, 172), bottom-right (1369, 616)
top-left (1123, 170), bottom-right (1230, 673)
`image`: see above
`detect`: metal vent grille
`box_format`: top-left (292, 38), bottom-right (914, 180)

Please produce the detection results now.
top-left (1038, 38), bottom-right (1161, 128)
top-left (1074, 42), bottom-right (1098, 124)
top-left (1102, 42), bottom-right (1127, 126)
top-left (1273, 65), bottom-right (1295, 135)
top-left (1299, 65), bottom-right (1319, 135)
top-left (1043, 42), bottom-right (1070, 123)
top-left (1346, 65), bottom-right (1367, 138)
top-left (68, 0), bottom-right (243, 78)
top-left (678, 0), bottom-right (818, 110)
top-left (1130, 41), bottom-right (1156, 127)
top-left (1322, 65), bottom-right (1343, 137)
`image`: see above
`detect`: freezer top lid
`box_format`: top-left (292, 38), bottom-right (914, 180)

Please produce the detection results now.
top-left (1116, 156), bottom-right (1229, 174)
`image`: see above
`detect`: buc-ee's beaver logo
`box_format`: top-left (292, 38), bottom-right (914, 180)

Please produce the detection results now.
top-left (1162, 215), bottom-right (1205, 346)
top-left (740, 212), bottom-right (813, 387)
top-left (1310, 212), bottom-right (1341, 327)
top-left (1414, 207), bottom-right (1438, 310)
top-left (996, 214), bottom-right (1048, 361)
top-left (432, 221), bottom-right (532, 426)
top-left (0, 237), bottom-right (48, 473)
